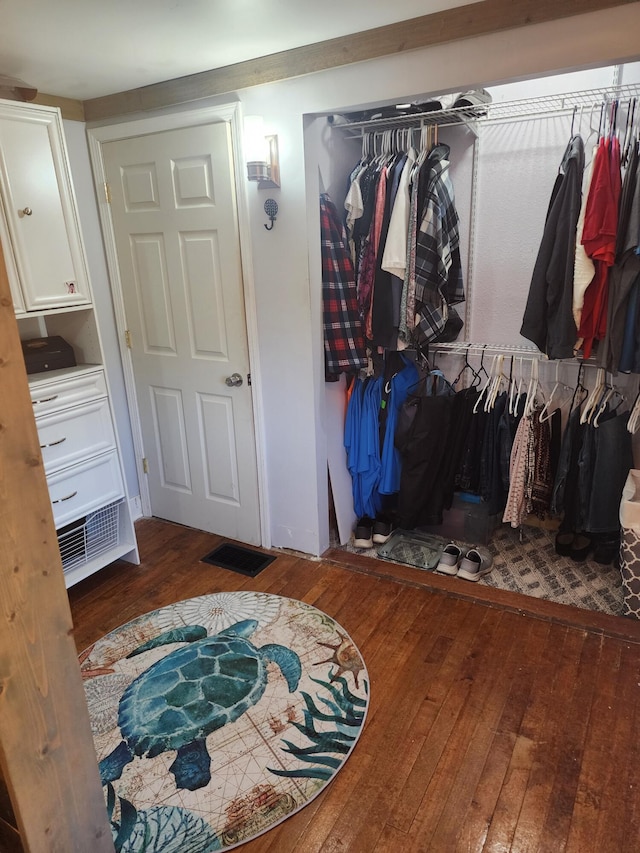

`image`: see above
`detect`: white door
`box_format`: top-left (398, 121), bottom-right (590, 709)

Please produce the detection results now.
top-left (102, 121), bottom-right (261, 544)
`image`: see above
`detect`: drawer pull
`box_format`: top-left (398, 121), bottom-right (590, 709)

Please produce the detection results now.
top-left (33, 394), bottom-right (59, 406)
top-left (52, 490), bottom-right (77, 504)
top-left (40, 437), bottom-right (67, 449)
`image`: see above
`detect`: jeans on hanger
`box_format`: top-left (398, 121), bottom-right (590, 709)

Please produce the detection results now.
top-left (587, 410), bottom-right (633, 533)
top-left (551, 406), bottom-right (585, 530)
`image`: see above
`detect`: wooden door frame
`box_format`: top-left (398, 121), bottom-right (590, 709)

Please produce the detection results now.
top-left (87, 102), bottom-right (270, 548)
top-left (0, 240), bottom-right (114, 851)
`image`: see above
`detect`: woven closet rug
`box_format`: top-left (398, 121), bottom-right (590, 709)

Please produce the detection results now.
top-left (81, 591), bottom-right (369, 852)
top-left (341, 524), bottom-right (624, 616)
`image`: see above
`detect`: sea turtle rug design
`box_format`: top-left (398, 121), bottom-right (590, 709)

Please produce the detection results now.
top-left (81, 591), bottom-right (369, 852)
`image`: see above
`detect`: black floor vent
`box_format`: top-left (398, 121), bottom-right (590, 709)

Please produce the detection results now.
top-left (201, 543), bottom-right (276, 577)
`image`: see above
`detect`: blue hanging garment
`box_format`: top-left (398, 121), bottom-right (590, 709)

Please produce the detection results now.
top-left (344, 375), bottom-right (384, 518)
top-left (379, 356), bottom-right (420, 495)
top-left (344, 377), bottom-right (365, 516)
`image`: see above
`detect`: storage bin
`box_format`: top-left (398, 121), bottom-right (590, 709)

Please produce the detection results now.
top-left (57, 500), bottom-right (121, 573)
top-left (418, 491), bottom-right (498, 545)
top-left (619, 469), bottom-right (640, 618)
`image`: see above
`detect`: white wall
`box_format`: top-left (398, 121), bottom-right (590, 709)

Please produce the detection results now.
top-left (63, 120), bottom-right (139, 502)
top-left (80, 3), bottom-right (640, 557)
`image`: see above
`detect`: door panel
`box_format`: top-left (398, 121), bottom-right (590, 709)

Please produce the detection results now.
top-left (104, 121), bottom-right (260, 543)
top-left (130, 233), bottom-right (176, 352)
top-left (150, 386), bottom-right (191, 492)
top-left (199, 393), bottom-right (240, 504)
top-left (180, 231), bottom-right (227, 358)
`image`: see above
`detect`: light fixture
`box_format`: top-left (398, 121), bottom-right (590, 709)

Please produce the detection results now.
top-left (244, 115), bottom-right (280, 188)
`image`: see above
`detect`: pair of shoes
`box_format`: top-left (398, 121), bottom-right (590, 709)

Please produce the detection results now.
top-left (435, 543), bottom-right (493, 581)
top-left (353, 516), bottom-right (395, 549)
top-left (554, 531), bottom-right (593, 561)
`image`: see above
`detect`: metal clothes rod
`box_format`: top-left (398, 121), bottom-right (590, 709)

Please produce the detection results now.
top-left (430, 343), bottom-right (613, 370)
top-left (333, 82), bottom-right (640, 136)
top-left (431, 342), bottom-right (541, 357)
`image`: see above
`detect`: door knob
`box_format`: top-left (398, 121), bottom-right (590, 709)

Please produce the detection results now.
top-left (225, 372), bottom-right (243, 387)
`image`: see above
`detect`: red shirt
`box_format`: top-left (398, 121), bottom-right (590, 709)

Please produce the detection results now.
top-left (578, 136), bottom-right (621, 358)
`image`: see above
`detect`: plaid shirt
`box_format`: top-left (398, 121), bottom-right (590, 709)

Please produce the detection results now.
top-left (413, 146), bottom-right (465, 344)
top-left (320, 193), bottom-right (367, 379)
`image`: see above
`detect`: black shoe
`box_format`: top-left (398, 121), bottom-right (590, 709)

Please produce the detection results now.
top-left (592, 533), bottom-right (620, 565)
top-left (353, 517), bottom-right (375, 549)
top-left (372, 515), bottom-right (394, 545)
top-left (555, 532), bottom-right (574, 556)
top-left (570, 534), bottom-right (592, 561)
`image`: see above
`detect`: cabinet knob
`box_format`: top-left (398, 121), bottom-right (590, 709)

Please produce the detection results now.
top-left (21, 207), bottom-right (32, 216)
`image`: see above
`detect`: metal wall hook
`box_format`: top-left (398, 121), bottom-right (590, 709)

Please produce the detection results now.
top-left (264, 198), bottom-right (278, 230)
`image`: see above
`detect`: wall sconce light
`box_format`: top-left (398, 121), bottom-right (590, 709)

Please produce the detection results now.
top-left (244, 116), bottom-right (280, 188)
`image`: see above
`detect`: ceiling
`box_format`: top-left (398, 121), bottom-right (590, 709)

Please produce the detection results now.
top-left (1, 0), bottom-right (474, 102)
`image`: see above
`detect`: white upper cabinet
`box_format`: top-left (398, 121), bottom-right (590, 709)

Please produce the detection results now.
top-left (0, 101), bottom-right (91, 312)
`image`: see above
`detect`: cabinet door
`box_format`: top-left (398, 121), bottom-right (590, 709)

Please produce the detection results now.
top-left (0, 102), bottom-right (91, 311)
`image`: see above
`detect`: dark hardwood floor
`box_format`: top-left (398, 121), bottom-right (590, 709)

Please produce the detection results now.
top-left (68, 518), bottom-right (640, 852)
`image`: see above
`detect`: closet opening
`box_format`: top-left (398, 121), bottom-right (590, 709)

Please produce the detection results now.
top-left (313, 61), bottom-right (640, 620)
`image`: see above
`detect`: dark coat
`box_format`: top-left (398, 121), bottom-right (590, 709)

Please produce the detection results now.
top-left (521, 135), bottom-right (585, 359)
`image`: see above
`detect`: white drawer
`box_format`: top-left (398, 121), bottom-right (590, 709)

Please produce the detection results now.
top-left (37, 397), bottom-right (116, 475)
top-left (48, 450), bottom-right (125, 528)
top-left (29, 369), bottom-right (107, 416)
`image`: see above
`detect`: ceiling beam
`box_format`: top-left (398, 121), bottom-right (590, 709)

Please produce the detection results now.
top-left (33, 93), bottom-right (85, 122)
top-left (83, 0), bottom-right (639, 122)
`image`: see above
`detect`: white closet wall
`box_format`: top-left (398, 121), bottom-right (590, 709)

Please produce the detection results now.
top-left (469, 65), bottom-right (629, 344)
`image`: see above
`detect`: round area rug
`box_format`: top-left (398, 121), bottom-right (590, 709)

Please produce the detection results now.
top-left (80, 591), bottom-right (369, 852)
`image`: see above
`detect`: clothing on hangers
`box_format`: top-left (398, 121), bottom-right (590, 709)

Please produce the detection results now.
top-left (598, 137), bottom-right (640, 372)
top-left (412, 143), bottom-right (465, 346)
top-left (577, 134), bottom-right (622, 359)
top-left (521, 134), bottom-right (585, 359)
top-left (320, 193), bottom-right (367, 380)
top-left (343, 132), bottom-right (465, 353)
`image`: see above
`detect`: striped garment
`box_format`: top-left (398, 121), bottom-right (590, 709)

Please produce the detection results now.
top-left (320, 193), bottom-right (367, 379)
top-left (413, 145), bottom-right (465, 344)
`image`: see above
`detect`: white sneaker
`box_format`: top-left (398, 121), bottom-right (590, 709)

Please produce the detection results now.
top-left (457, 548), bottom-right (493, 581)
top-left (435, 543), bottom-right (466, 575)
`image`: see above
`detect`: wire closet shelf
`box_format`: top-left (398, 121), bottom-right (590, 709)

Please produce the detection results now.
top-left (332, 82), bottom-right (640, 136)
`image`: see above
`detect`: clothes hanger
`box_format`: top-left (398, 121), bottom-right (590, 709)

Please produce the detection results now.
top-left (452, 348), bottom-right (480, 387)
top-left (627, 384), bottom-right (640, 434)
top-left (580, 366), bottom-right (605, 424)
top-left (513, 356), bottom-right (530, 417)
top-left (476, 345), bottom-right (490, 385)
top-left (473, 354), bottom-right (497, 414)
top-left (597, 100), bottom-right (606, 141)
top-left (593, 379), bottom-right (625, 428)
top-left (523, 357), bottom-right (541, 418)
top-left (610, 99), bottom-right (619, 139)
top-left (484, 354), bottom-right (508, 412)
top-left (538, 360), bottom-right (558, 423)
top-left (622, 98), bottom-right (636, 166)
top-left (509, 355), bottom-right (520, 415)
top-left (567, 362), bottom-right (588, 417)
top-left (540, 385), bottom-right (573, 421)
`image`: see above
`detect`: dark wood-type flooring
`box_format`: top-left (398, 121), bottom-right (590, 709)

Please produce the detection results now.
top-left (68, 518), bottom-right (640, 852)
